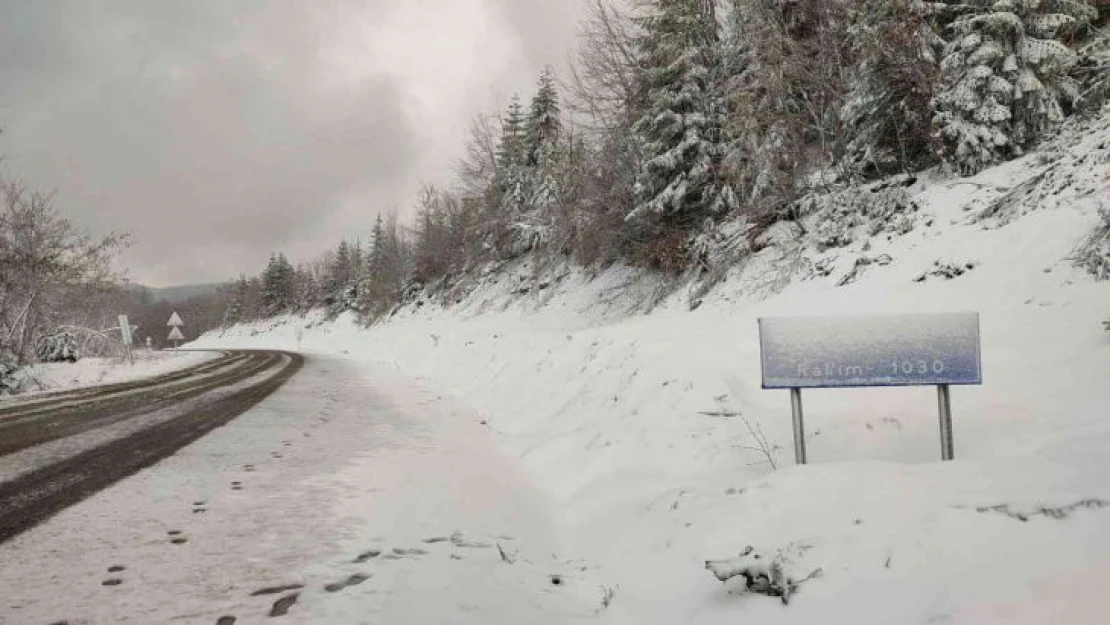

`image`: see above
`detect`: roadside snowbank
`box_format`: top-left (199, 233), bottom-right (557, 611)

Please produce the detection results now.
top-left (9, 350), bottom-right (218, 398)
top-left (193, 115), bottom-right (1110, 623)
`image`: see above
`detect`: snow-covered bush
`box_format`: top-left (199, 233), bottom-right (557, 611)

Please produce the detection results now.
top-left (705, 545), bottom-right (823, 606)
top-left (933, 0), bottom-right (1099, 175)
top-left (1073, 206), bottom-right (1110, 280)
top-left (794, 176), bottom-right (922, 250)
top-left (35, 329), bottom-right (79, 363)
top-left (914, 259), bottom-right (978, 282)
top-left (0, 344), bottom-right (28, 396)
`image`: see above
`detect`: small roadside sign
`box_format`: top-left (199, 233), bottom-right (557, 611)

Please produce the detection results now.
top-left (758, 313), bottom-right (982, 464)
top-left (167, 312), bottom-right (184, 327)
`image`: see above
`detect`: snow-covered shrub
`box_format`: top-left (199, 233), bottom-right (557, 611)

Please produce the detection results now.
top-left (506, 221), bottom-right (549, 259)
top-left (35, 329), bottom-right (79, 363)
top-left (1072, 207), bottom-right (1110, 280)
top-left (0, 344), bottom-right (28, 396)
top-left (914, 259), bottom-right (978, 282)
top-left (933, 0), bottom-right (1099, 175)
top-left (705, 545), bottom-right (823, 606)
top-left (1075, 27), bottom-right (1110, 111)
top-left (689, 217), bottom-right (754, 304)
top-left (794, 176), bottom-right (922, 250)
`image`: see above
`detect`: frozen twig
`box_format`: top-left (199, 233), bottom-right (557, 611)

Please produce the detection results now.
top-left (739, 414), bottom-right (778, 470)
top-left (699, 410), bottom-right (741, 418)
top-left (496, 542), bottom-right (515, 564)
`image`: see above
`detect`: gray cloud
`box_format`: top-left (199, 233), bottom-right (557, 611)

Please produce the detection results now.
top-left (1, 0), bottom-right (584, 285)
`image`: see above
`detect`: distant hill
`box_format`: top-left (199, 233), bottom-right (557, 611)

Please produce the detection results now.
top-left (131, 282), bottom-right (228, 303)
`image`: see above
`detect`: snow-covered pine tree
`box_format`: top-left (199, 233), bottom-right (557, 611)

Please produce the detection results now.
top-left (718, 0), bottom-right (765, 202)
top-left (841, 0), bottom-right (941, 178)
top-left (356, 214), bottom-right (401, 319)
top-left (349, 242), bottom-right (364, 287)
top-left (222, 275), bottom-right (249, 326)
top-left (932, 0), bottom-right (1099, 175)
top-left (294, 265), bottom-right (319, 311)
top-left (261, 253), bottom-right (296, 317)
top-left (526, 68), bottom-right (562, 168)
top-left (326, 241), bottom-right (352, 305)
top-left (495, 95), bottom-right (529, 214)
top-left (518, 67), bottom-right (567, 246)
top-left (629, 0), bottom-right (736, 226)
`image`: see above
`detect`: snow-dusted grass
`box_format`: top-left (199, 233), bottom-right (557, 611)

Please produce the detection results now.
top-left (9, 349), bottom-right (218, 398)
top-left (190, 117), bottom-right (1110, 624)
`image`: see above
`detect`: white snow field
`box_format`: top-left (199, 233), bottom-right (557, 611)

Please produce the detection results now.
top-left (188, 112), bottom-right (1109, 624)
top-left (1, 111), bottom-right (1106, 624)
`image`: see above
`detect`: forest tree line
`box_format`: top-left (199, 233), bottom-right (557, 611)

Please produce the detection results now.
top-left (221, 0), bottom-right (1110, 326)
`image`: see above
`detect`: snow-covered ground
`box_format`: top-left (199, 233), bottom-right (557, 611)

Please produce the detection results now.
top-left (188, 112), bottom-right (1110, 624)
top-left (9, 349), bottom-right (218, 398)
top-left (1, 355), bottom-right (605, 624)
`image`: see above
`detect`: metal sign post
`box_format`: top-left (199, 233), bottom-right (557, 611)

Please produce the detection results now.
top-left (790, 388), bottom-right (806, 465)
top-left (117, 315), bottom-right (135, 365)
top-left (759, 313), bottom-right (982, 464)
top-left (938, 384), bottom-right (954, 461)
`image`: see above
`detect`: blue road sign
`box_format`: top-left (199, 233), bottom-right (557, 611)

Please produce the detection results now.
top-left (759, 313), bottom-right (982, 389)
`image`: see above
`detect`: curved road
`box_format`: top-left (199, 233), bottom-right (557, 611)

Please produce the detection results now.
top-left (0, 349), bottom-right (302, 544)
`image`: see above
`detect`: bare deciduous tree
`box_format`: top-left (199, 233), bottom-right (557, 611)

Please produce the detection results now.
top-left (0, 179), bottom-right (130, 364)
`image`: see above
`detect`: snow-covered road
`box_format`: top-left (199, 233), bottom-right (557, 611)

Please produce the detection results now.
top-left (0, 355), bottom-right (605, 624)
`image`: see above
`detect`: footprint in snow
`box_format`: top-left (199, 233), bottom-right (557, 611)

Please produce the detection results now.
top-left (216, 617), bottom-right (237, 625)
top-left (353, 549), bottom-right (381, 563)
top-left (250, 584), bottom-right (304, 597)
top-left (450, 533), bottom-right (492, 549)
top-left (392, 547), bottom-right (429, 557)
top-left (108, 565), bottom-right (125, 573)
top-left (324, 573), bottom-right (371, 593)
top-left (102, 578), bottom-right (123, 587)
top-left (268, 593), bottom-right (299, 617)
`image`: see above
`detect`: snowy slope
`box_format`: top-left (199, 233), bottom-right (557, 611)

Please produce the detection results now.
top-left (193, 111), bottom-right (1110, 624)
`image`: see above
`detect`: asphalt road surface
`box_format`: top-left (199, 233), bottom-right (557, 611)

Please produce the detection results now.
top-left (0, 350), bottom-right (303, 544)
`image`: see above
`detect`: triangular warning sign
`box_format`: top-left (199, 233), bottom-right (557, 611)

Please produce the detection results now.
top-left (167, 312), bottom-right (184, 327)
top-left (168, 327), bottom-right (185, 341)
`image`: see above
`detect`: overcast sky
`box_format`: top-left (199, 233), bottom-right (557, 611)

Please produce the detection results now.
top-left (0, 0), bottom-right (586, 286)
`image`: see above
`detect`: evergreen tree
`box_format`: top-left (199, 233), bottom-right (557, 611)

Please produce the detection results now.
top-left (356, 214), bottom-right (391, 317)
top-left (326, 240), bottom-right (352, 303)
top-left (496, 95), bottom-right (529, 213)
top-left (524, 68), bottom-right (566, 216)
top-left (841, 0), bottom-right (941, 177)
top-left (261, 253), bottom-right (296, 317)
top-left (526, 68), bottom-right (562, 167)
top-left (294, 264), bottom-right (320, 311)
top-left (222, 275), bottom-right (249, 327)
top-left (629, 0), bottom-right (736, 224)
top-left (932, 0), bottom-right (1099, 175)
